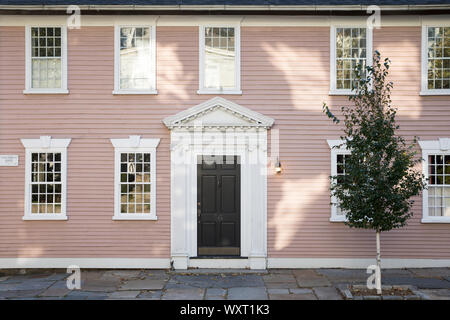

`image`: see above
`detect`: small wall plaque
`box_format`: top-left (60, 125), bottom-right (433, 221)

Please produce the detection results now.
top-left (0, 155), bottom-right (19, 166)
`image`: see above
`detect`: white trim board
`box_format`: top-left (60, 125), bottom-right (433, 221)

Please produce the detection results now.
top-left (2, 257), bottom-right (450, 269)
top-left (268, 258), bottom-right (450, 269)
top-left (1, 15), bottom-right (450, 27)
top-left (0, 258), bottom-right (170, 269)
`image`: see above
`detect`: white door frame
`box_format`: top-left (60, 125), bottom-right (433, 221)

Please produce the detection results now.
top-left (169, 129), bottom-right (268, 269)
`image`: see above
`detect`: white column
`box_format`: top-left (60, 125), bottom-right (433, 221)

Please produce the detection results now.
top-left (170, 135), bottom-right (189, 269)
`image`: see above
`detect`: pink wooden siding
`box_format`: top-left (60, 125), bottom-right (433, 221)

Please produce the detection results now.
top-left (0, 25), bottom-right (449, 260)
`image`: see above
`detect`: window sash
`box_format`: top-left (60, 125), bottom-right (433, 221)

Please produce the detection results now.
top-left (199, 25), bottom-right (240, 93)
top-left (330, 26), bottom-right (372, 94)
top-left (426, 27), bottom-right (450, 90)
top-left (25, 26), bottom-right (67, 93)
top-left (114, 25), bottom-right (156, 93)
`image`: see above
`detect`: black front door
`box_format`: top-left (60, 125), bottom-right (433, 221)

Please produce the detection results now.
top-left (197, 155), bottom-right (241, 256)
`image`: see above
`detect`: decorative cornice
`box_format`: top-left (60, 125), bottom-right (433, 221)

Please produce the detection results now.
top-left (21, 136), bottom-right (71, 149)
top-left (163, 97), bottom-right (274, 130)
top-left (419, 138), bottom-right (450, 151)
top-left (110, 136), bottom-right (160, 149)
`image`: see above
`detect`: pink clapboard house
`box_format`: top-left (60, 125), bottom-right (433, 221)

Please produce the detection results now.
top-left (0, 1), bottom-right (449, 270)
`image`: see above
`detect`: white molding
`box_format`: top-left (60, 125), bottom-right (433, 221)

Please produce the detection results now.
top-left (110, 136), bottom-right (160, 220)
top-left (0, 258), bottom-right (170, 269)
top-left (421, 25), bottom-right (450, 95)
top-left (24, 25), bottom-right (68, 94)
top-left (329, 25), bottom-right (373, 94)
top-left (327, 139), bottom-right (350, 222)
top-left (198, 24), bottom-right (241, 94)
top-left (114, 24), bottom-right (157, 94)
top-left (2, 15), bottom-right (450, 27)
top-left (268, 258), bottom-right (450, 269)
top-left (418, 138), bottom-right (450, 223)
top-left (168, 101), bottom-right (269, 269)
top-left (21, 137), bottom-right (71, 221)
top-left (3, 257), bottom-right (450, 269)
top-left (189, 258), bottom-right (250, 269)
top-left (197, 90), bottom-right (242, 95)
top-left (163, 96), bottom-right (274, 129)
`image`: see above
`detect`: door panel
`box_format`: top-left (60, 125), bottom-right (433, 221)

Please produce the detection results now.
top-left (197, 155), bottom-right (240, 256)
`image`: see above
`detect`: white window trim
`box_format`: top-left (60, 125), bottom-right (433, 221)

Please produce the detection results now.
top-left (198, 24), bottom-right (242, 95)
top-left (329, 26), bottom-right (373, 96)
top-left (420, 25), bottom-right (450, 96)
top-left (419, 138), bottom-right (450, 223)
top-left (110, 136), bottom-right (160, 220)
top-left (24, 25), bottom-right (68, 94)
top-left (327, 139), bottom-right (350, 222)
top-left (20, 136), bottom-right (71, 221)
top-left (113, 24), bottom-right (157, 95)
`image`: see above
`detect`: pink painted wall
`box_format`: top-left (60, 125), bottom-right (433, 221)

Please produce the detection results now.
top-left (0, 25), bottom-right (449, 260)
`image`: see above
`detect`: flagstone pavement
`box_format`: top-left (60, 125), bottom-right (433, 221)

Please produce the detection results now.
top-left (0, 268), bottom-right (449, 300)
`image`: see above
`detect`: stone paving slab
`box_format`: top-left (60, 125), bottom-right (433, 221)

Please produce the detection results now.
top-left (120, 279), bottom-right (166, 290)
top-left (137, 290), bottom-right (163, 300)
top-left (228, 287), bottom-right (268, 300)
top-left (313, 287), bottom-right (342, 300)
top-left (162, 288), bottom-right (205, 300)
top-left (1, 268), bottom-right (450, 300)
top-left (108, 290), bottom-right (140, 299)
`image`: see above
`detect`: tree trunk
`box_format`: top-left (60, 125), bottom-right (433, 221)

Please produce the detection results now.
top-left (376, 231), bottom-right (382, 295)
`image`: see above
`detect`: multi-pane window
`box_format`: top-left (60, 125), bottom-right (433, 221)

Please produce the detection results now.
top-left (111, 137), bottom-right (159, 220)
top-left (21, 137), bottom-right (70, 220)
top-left (427, 155), bottom-right (450, 217)
top-left (115, 26), bottom-right (155, 93)
top-left (200, 26), bottom-right (240, 93)
top-left (426, 27), bottom-right (450, 90)
top-left (30, 152), bottom-right (62, 214)
top-left (335, 154), bottom-right (350, 217)
top-left (120, 152), bottom-right (152, 214)
top-left (335, 28), bottom-right (367, 90)
top-left (26, 27), bottom-right (67, 92)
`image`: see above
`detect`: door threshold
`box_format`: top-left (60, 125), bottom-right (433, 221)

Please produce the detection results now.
top-left (191, 256), bottom-right (247, 259)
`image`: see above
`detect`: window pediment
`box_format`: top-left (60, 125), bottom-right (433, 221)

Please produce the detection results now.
top-left (163, 97), bottom-right (274, 130)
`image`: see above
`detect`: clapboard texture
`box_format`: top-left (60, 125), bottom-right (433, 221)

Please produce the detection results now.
top-left (0, 26), bottom-right (449, 259)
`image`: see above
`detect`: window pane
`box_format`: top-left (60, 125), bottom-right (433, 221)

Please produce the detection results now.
top-left (204, 27), bottom-right (236, 90)
top-left (335, 27), bottom-right (367, 90)
top-left (427, 27), bottom-right (450, 90)
top-left (119, 27), bottom-right (152, 90)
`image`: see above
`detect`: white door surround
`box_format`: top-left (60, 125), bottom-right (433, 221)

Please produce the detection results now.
top-left (163, 97), bottom-right (274, 269)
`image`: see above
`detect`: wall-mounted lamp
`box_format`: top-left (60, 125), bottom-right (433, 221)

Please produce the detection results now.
top-left (275, 157), bottom-right (282, 174)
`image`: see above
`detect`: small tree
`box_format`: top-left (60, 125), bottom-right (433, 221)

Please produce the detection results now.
top-left (323, 51), bottom-right (425, 294)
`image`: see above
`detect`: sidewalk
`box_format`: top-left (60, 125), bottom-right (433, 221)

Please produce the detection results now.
top-left (0, 268), bottom-right (449, 300)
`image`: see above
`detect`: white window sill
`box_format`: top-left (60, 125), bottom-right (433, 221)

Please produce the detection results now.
top-left (329, 90), bottom-right (356, 96)
top-left (113, 215), bottom-right (158, 221)
top-left (330, 216), bottom-right (347, 222)
top-left (23, 215), bottom-right (68, 221)
top-left (23, 89), bottom-right (69, 95)
top-left (420, 90), bottom-right (450, 96)
top-left (112, 90), bottom-right (158, 95)
top-left (197, 90), bottom-right (242, 95)
top-left (421, 218), bottom-right (450, 224)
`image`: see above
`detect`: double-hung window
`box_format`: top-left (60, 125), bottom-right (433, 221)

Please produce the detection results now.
top-left (110, 136), bottom-right (159, 220)
top-left (330, 26), bottom-right (373, 95)
top-left (421, 26), bottom-right (450, 95)
top-left (198, 25), bottom-right (241, 94)
top-left (24, 26), bottom-right (68, 94)
top-left (114, 25), bottom-right (156, 94)
top-left (419, 138), bottom-right (450, 223)
top-left (328, 140), bottom-right (350, 222)
top-left (21, 136), bottom-right (71, 220)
